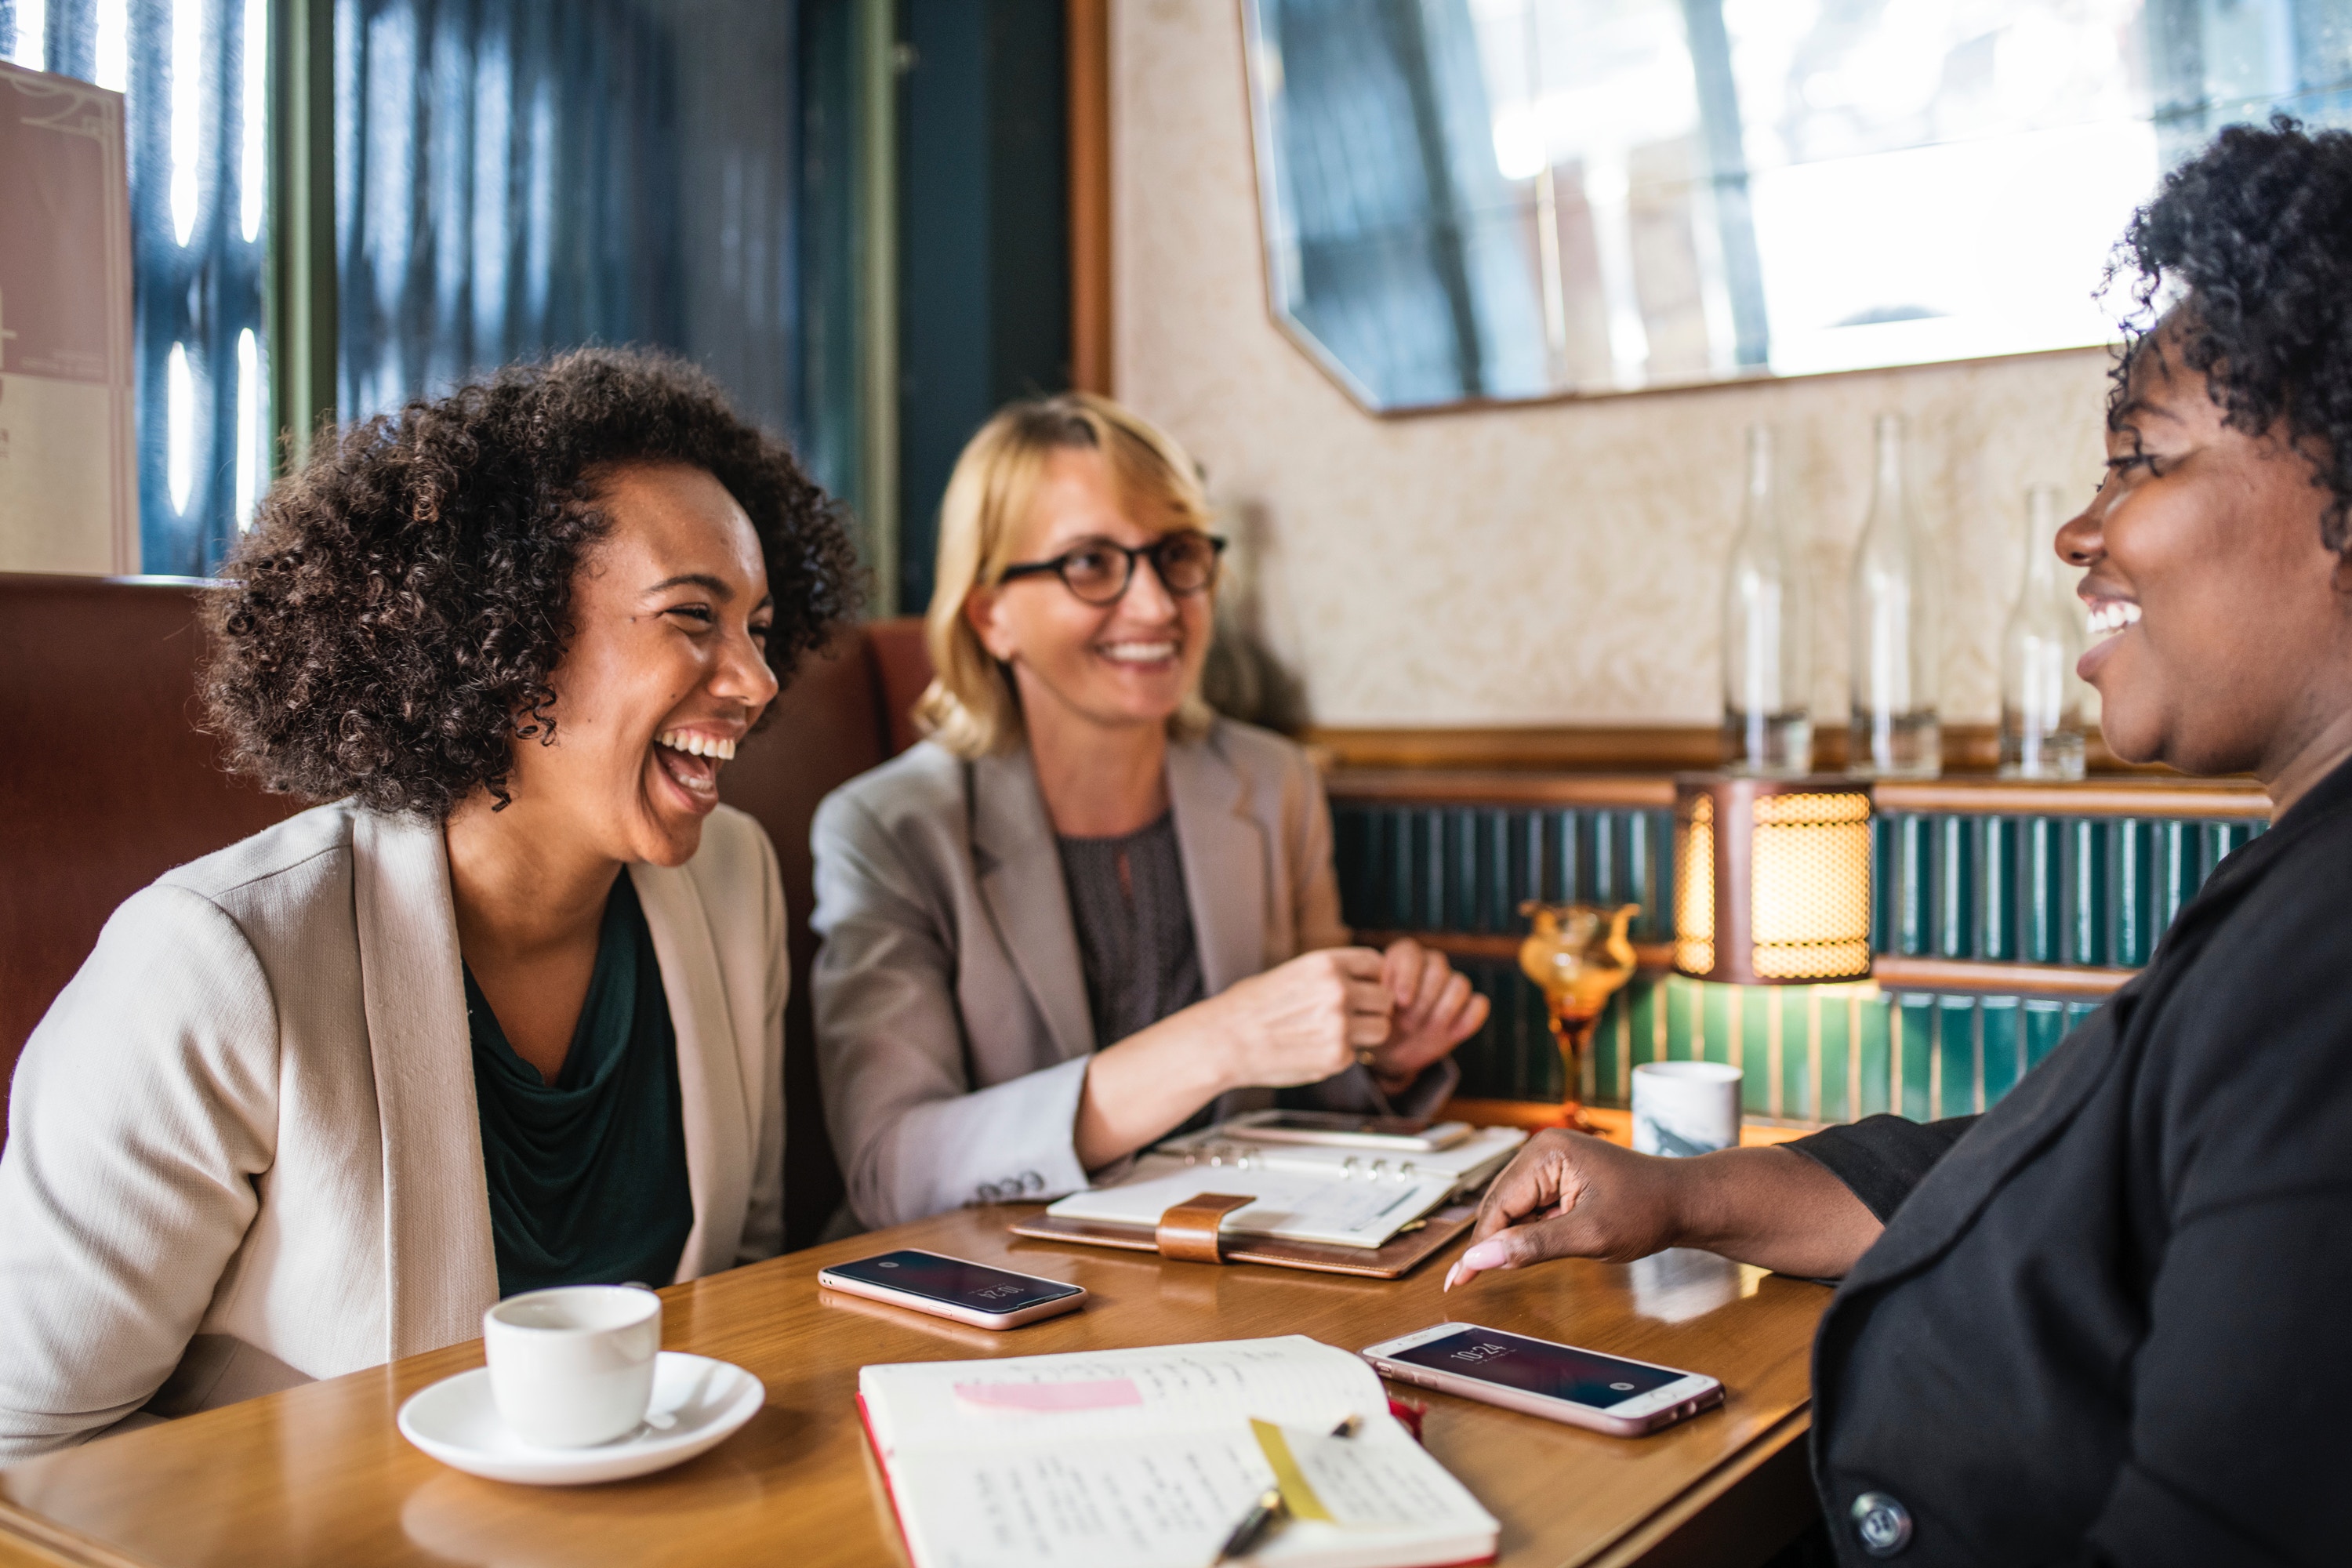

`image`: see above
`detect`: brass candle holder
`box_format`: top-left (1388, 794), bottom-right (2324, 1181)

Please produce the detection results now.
top-left (1517, 901), bottom-right (1639, 1132)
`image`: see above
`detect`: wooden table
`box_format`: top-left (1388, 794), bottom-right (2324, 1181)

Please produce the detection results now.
top-left (0, 1207), bottom-right (1829, 1568)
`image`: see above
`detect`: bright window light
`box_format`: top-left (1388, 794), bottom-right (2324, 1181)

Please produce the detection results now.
top-left (241, 0), bottom-right (267, 242)
top-left (171, 0), bottom-right (203, 245)
top-left (234, 328), bottom-right (260, 528)
top-left (168, 343), bottom-right (196, 515)
top-left (95, 0), bottom-right (127, 92)
top-left (7, 0), bottom-right (46, 70)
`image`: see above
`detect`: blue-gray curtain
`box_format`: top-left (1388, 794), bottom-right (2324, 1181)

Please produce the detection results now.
top-left (336, 0), bottom-right (800, 447)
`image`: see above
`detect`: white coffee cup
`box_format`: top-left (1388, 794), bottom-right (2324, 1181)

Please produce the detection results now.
top-left (1632, 1062), bottom-right (1743, 1158)
top-left (482, 1285), bottom-right (662, 1448)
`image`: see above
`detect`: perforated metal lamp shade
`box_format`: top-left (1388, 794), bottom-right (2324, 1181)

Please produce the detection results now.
top-left (1671, 775), bottom-right (1875, 985)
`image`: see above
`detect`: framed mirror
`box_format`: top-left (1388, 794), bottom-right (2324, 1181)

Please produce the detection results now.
top-left (1241, 0), bottom-right (2352, 413)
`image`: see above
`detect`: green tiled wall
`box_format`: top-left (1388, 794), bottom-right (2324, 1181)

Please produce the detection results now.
top-left (1332, 804), bottom-right (1675, 941)
top-left (1333, 797), bottom-right (2260, 1120)
top-left (1871, 812), bottom-right (2263, 965)
top-left (1450, 958), bottom-right (2102, 1121)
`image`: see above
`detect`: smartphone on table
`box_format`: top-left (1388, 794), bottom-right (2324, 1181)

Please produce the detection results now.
top-left (817, 1250), bottom-right (1087, 1330)
top-left (1359, 1323), bottom-right (1723, 1437)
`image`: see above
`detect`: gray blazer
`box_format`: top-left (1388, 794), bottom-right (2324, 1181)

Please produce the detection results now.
top-left (811, 717), bottom-right (1455, 1229)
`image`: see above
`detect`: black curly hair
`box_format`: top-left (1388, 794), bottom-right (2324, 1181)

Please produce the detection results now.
top-left (2108, 115), bottom-right (2352, 552)
top-left (202, 347), bottom-right (864, 818)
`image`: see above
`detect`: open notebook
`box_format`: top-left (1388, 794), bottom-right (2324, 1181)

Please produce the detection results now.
top-left (1040, 1126), bottom-right (1528, 1249)
top-left (858, 1337), bottom-right (1500, 1568)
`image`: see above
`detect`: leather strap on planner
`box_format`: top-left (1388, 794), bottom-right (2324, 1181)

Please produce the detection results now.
top-left (1155, 1192), bottom-right (1256, 1264)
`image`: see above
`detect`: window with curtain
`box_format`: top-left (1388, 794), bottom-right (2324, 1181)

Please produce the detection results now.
top-left (2, 0), bottom-right (858, 572)
top-left (333, 0), bottom-right (811, 474)
top-left (4, 0), bottom-right (273, 575)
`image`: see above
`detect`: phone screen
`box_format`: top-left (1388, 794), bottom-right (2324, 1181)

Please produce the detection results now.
top-left (825, 1250), bottom-right (1081, 1314)
top-left (1389, 1327), bottom-right (1686, 1410)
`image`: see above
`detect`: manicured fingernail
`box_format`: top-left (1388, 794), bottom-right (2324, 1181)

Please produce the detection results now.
top-left (1461, 1241), bottom-right (1504, 1271)
top-left (1442, 1263), bottom-right (1462, 1291)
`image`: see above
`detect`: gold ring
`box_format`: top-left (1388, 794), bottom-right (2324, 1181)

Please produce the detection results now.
top-left (1355, 1047), bottom-right (1377, 1068)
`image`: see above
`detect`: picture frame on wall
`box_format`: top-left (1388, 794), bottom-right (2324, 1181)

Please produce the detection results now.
top-left (0, 60), bottom-right (136, 576)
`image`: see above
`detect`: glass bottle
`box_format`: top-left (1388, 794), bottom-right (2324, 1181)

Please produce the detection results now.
top-left (1999, 485), bottom-right (2086, 779)
top-left (1846, 412), bottom-right (1941, 779)
top-left (1721, 425), bottom-right (1813, 775)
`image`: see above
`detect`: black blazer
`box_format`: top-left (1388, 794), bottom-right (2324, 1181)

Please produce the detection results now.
top-left (1791, 761), bottom-right (2352, 1566)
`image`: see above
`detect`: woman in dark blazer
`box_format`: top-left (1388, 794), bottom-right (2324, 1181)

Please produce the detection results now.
top-left (1449, 121), bottom-right (2352, 1566)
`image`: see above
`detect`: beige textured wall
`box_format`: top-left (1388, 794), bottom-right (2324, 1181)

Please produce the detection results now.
top-left (1110, 0), bottom-right (2114, 728)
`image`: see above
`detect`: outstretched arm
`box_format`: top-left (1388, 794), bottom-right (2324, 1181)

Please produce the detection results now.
top-left (1444, 1129), bottom-right (1886, 1289)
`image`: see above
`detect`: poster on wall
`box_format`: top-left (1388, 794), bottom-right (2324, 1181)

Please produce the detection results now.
top-left (0, 60), bottom-right (136, 576)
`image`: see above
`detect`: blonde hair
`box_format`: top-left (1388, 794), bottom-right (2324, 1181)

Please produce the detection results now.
top-left (915, 392), bottom-right (1218, 757)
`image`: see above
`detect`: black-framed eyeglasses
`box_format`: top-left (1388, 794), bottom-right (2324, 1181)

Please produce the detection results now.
top-left (996, 532), bottom-right (1227, 605)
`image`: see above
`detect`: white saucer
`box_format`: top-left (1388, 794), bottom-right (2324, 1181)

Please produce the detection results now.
top-left (398, 1352), bottom-right (764, 1485)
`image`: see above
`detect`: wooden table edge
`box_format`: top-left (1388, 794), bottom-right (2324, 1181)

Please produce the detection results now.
top-left (0, 1496), bottom-right (154, 1568)
top-left (1583, 1405), bottom-right (1816, 1568)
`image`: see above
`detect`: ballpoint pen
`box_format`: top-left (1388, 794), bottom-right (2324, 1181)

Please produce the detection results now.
top-left (1211, 1486), bottom-right (1286, 1564)
top-left (1211, 1415), bottom-right (1361, 1563)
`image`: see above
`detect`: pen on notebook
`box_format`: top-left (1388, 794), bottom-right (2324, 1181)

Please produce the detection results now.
top-left (1214, 1486), bottom-right (1285, 1563)
top-left (1213, 1417), bottom-right (1359, 1562)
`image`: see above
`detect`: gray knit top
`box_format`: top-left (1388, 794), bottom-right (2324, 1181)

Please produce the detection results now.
top-left (1056, 811), bottom-right (1205, 1050)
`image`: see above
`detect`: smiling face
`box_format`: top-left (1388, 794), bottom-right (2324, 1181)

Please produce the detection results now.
top-left (2057, 328), bottom-right (2351, 778)
top-left (501, 461), bottom-right (780, 866)
top-left (964, 445), bottom-right (1214, 738)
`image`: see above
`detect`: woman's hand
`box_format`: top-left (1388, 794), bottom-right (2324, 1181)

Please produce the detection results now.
top-left (1445, 1130), bottom-right (1687, 1288)
top-left (1443, 1131), bottom-right (1886, 1289)
top-left (1204, 947), bottom-right (1396, 1089)
top-left (1367, 938), bottom-right (1489, 1093)
top-left (1075, 947), bottom-right (1392, 1171)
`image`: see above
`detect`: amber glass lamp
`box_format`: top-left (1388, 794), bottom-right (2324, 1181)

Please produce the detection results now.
top-left (1672, 775), bottom-right (1874, 985)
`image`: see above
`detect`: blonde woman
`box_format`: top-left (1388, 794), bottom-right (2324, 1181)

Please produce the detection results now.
top-left (811, 394), bottom-right (1488, 1229)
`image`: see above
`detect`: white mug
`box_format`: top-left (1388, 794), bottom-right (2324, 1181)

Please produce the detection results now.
top-left (1632, 1062), bottom-right (1743, 1158)
top-left (483, 1285), bottom-right (662, 1448)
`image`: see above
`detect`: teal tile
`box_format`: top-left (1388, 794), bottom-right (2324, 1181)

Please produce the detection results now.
top-left (1897, 815), bottom-right (1934, 956)
top-left (1980, 816), bottom-right (2018, 960)
top-left (1778, 989), bottom-right (1809, 1120)
top-left (1701, 985), bottom-right (1733, 1067)
top-left (2024, 816), bottom-right (2063, 963)
top-left (2068, 818), bottom-right (2107, 966)
top-left (1741, 989), bottom-right (1773, 1112)
top-left (1871, 818), bottom-right (1896, 952)
top-left (1935, 818), bottom-right (1973, 958)
top-left (1626, 978), bottom-right (1661, 1076)
top-left (1981, 997), bottom-right (2023, 1106)
top-left (1817, 991), bottom-right (1853, 1122)
top-left (2024, 999), bottom-right (2069, 1072)
top-left (1937, 995), bottom-right (1977, 1117)
top-left (1898, 994), bottom-right (1936, 1121)
top-left (1857, 997), bottom-right (1892, 1117)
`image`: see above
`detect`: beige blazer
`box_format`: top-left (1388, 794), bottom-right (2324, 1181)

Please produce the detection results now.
top-left (0, 800), bottom-right (786, 1462)
top-left (811, 717), bottom-right (1454, 1230)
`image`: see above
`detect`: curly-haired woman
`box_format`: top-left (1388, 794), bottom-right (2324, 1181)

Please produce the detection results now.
top-left (0, 349), bottom-right (858, 1460)
top-left (1450, 121), bottom-right (2352, 1566)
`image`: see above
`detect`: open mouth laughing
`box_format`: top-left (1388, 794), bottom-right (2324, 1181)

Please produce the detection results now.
top-left (2078, 593), bottom-right (2141, 681)
top-left (653, 727), bottom-right (739, 811)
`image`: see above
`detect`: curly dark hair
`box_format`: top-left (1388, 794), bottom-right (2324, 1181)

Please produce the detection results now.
top-left (2108, 115), bottom-right (2352, 552)
top-left (202, 347), bottom-right (864, 818)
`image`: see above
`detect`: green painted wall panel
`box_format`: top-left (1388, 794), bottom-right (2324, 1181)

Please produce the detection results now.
top-left (1330, 796), bottom-right (2263, 1122)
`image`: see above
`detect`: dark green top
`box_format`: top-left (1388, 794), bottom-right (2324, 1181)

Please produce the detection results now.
top-left (465, 874), bottom-right (694, 1298)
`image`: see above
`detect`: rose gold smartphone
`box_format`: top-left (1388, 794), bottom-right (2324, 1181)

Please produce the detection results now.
top-left (816, 1250), bottom-right (1087, 1330)
top-left (1360, 1323), bottom-right (1723, 1437)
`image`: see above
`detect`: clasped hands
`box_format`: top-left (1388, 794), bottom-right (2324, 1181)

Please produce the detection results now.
top-left (1205, 938), bottom-right (1489, 1098)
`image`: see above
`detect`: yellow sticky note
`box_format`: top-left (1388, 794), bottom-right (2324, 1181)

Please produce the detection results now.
top-left (1248, 1418), bottom-right (1334, 1523)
